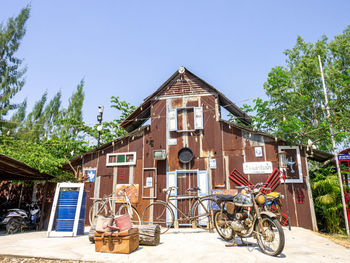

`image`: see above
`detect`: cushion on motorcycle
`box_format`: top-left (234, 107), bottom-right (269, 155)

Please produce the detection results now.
top-left (215, 194), bottom-right (234, 201)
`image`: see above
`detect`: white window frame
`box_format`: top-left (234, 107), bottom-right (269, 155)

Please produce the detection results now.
top-left (106, 152), bottom-right (137, 166)
top-left (168, 106), bottom-right (203, 132)
top-left (278, 146), bottom-right (303, 183)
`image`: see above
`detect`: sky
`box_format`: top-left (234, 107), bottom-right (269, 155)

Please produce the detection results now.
top-left (1, 0), bottom-right (349, 126)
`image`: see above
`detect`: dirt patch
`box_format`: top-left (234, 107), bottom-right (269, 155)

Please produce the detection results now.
top-left (317, 233), bottom-right (350, 249)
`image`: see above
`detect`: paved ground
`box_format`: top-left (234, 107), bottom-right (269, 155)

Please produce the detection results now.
top-left (0, 227), bottom-right (349, 263)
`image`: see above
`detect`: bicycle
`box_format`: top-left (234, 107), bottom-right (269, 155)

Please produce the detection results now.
top-left (89, 185), bottom-right (141, 226)
top-left (142, 186), bottom-right (217, 234)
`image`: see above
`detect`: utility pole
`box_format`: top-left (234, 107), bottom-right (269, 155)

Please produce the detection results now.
top-left (318, 55), bottom-right (350, 235)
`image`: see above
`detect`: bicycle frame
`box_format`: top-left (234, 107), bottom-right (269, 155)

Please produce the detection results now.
top-left (166, 187), bottom-right (213, 223)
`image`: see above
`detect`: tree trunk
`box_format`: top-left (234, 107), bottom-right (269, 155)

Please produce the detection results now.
top-left (135, 225), bottom-right (160, 246)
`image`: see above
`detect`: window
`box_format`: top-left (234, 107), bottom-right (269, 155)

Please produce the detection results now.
top-left (142, 168), bottom-right (157, 198)
top-left (168, 107), bottom-right (203, 132)
top-left (278, 146), bottom-right (303, 183)
top-left (106, 152), bottom-right (136, 166)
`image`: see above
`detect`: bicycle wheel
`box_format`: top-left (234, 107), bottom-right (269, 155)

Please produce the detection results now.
top-left (142, 201), bottom-right (174, 234)
top-left (213, 210), bottom-right (234, 240)
top-left (191, 196), bottom-right (216, 229)
top-left (117, 204), bottom-right (141, 225)
top-left (89, 200), bottom-right (108, 226)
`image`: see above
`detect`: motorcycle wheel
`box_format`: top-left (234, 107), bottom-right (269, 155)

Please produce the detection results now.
top-left (6, 218), bottom-right (22, 234)
top-left (255, 216), bottom-right (285, 257)
top-left (213, 210), bottom-right (234, 241)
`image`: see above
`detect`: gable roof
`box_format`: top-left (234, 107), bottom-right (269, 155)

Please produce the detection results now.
top-left (120, 67), bottom-right (252, 132)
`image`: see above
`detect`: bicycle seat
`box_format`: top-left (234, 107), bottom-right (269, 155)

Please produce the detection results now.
top-left (215, 194), bottom-right (235, 201)
top-left (187, 187), bottom-right (201, 192)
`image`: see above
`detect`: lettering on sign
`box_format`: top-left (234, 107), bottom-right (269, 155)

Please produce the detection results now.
top-left (338, 154), bottom-right (350, 161)
top-left (243, 161), bottom-right (273, 174)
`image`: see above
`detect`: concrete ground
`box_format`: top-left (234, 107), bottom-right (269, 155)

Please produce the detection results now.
top-left (0, 227), bottom-right (349, 263)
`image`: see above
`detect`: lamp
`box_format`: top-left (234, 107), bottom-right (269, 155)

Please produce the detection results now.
top-left (97, 106), bottom-right (104, 147)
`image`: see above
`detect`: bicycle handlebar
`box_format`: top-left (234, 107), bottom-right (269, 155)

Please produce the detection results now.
top-left (162, 186), bottom-right (178, 193)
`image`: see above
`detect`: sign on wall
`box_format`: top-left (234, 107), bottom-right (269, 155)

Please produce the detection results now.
top-left (255, 147), bottom-right (263, 157)
top-left (338, 154), bottom-right (350, 161)
top-left (209, 159), bottom-right (217, 169)
top-left (243, 161), bottom-right (273, 174)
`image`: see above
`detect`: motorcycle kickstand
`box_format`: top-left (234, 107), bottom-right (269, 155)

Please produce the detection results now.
top-left (225, 235), bottom-right (247, 247)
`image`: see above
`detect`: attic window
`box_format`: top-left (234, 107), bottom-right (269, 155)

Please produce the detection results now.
top-left (106, 152), bottom-right (136, 166)
top-left (168, 107), bottom-right (203, 132)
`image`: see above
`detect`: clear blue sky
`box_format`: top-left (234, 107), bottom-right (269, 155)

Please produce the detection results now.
top-left (1, 0), bottom-right (349, 126)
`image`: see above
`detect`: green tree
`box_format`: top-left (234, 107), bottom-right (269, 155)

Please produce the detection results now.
top-left (0, 6), bottom-right (30, 130)
top-left (1, 81), bottom-right (89, 181)
top-left (310, 166), bottom-right (349, 233)
top-left (239, 26), bottom-right (350, 151)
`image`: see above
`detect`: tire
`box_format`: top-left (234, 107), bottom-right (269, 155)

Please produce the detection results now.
top-left (255, 216), bottom-right (285, 256)
top-left (265, 203), bottom-right (282, 222)
top-left (191, 197), bottom-right (217, 229)
top-left (117, 204), bottom-right (141, 225)
top-left (142, 201), bottom-right (174, 234)
top-left (89, 200), bottom-right (108, 226)
top-left (213, 210), bottom-right (234, 241)
top-left (6, 218), bottom-right (22, 234)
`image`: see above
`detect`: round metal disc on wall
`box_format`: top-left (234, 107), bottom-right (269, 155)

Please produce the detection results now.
top-left (178, 147), bottom-right (194, 163)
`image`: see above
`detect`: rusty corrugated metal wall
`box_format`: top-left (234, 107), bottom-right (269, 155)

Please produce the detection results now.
top-left (80, 71), bottom-right (315, 230)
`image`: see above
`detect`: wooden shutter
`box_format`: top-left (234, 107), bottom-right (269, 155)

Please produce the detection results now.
top-left (168, 109), bottom-right (177, 131)
top-left (194, 107), bottom-right (203, 130)
top-left (167, 171), bottom-right (177, 220)
top-left (197, 170), bottom-right (209, 225)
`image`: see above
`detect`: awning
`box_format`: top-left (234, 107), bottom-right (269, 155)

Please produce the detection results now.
top-left (0, 154), bottom-right (54, 181)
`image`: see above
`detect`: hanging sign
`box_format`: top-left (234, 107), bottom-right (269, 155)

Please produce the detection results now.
top-left (338, 154), bottom-right (350, 161)
top-left (243, 161), bottom-right (273, 174)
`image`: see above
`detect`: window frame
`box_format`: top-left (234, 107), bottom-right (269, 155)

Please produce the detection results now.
top-left (168, 106), bottom-right (203, 132)
top-left (278, 146), bottom-right (303, 183)
top-left (106, 152), bottom-right (137, 166)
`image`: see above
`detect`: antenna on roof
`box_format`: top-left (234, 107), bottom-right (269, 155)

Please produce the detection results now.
top-left (178, 66), bottom-right (185, 74)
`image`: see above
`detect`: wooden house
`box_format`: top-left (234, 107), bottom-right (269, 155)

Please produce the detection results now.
top-left (68, 67), bottom-right (332, 230)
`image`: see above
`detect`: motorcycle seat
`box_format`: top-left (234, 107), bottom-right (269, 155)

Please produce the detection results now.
top-left (215, 194), bottom-right (235, 201)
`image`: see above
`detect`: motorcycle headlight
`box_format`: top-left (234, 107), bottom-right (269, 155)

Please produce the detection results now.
top-left (255, 193), bottom-right (266, 205)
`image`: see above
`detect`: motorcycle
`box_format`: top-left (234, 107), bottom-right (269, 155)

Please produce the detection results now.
top-left (0, 199), bottom-right (15, 228)
top-left (264, 191), bottom-right (284, 222)
top-left (213, 183), bottom-right (285, 256)
top-left (0, 202), bottom-right (41, 234)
